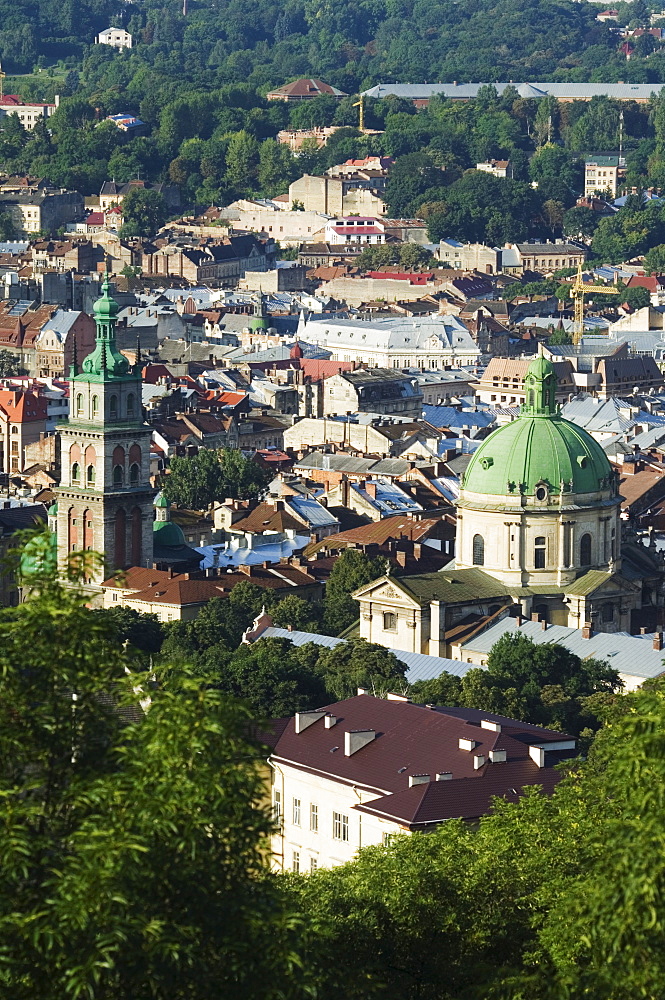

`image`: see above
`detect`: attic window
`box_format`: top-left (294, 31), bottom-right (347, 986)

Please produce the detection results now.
top-left (577, 455), bottom-right (587, 468)
top-left (480, 456), bottom-right (493, 470)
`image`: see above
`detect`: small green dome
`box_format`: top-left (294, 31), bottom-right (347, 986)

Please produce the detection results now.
top-left (462, 356), bottom-right (614, 499)
top-left (154, 491), bottom-right (169, 508)
top-left (153, 519), bottom-right (186, 548)
top-left (47, 501), bottom-right (58, 516)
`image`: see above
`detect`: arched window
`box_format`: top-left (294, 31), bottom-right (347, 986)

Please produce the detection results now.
top-left (534, 536), bottom-right (546, 569)
top-left (611, 527), bottom-right (616, 561)
top-left (472, 533), bottom-right (484, 566)
top-left (126, 392), bottom-right (135, 416)
top-left (91, 395), bottom-right (99, 418)
top-left (75, 393), bottom-right (83, 416)
top-left (113, 465), bottom-right (123, 487)
top-left (71, 462), bottom-right (80, 484)
top-left (383, 611), bottom-right (397, 631)
top-left (109, 394), bottom-right (118, 419)
top-left (129, 462), bottom-right (139, 485)
top-left (86, 464), bottom-right (95, 485)
top-left (11, 426), bottom-right (17, 435)
top-left (580, 533), bottom-right (592, 567)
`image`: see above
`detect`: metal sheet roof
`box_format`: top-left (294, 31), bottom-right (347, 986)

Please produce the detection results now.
top-left (257, 627), bottom-right (477, 682)
top-left (461, 617), bottom-right (665, 680)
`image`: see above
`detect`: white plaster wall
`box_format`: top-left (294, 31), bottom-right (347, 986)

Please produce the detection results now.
top-left (271, 762), bottom-right (408, 871)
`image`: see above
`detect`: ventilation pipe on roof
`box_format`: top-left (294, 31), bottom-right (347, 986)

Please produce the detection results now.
top-left (294, 710), bottom-right (326, 734)
top-left (345, 729), bottom-right (376, 756)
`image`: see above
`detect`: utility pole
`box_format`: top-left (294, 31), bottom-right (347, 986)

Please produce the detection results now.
top-left (0, 62), bottom-right (6, 101)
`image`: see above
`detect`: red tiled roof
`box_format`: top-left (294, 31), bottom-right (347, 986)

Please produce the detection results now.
top-left (271, 696), bottom-right (574, 826)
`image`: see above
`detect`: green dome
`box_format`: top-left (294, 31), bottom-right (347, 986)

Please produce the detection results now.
top-left (153, 519), bottom-right (186, 548)
top-left (47, 501), bottom-right (58, 516)
top-left (154, 491), bottom-right (169, 508)
top-left (462, 356), bottom-right (614, 499)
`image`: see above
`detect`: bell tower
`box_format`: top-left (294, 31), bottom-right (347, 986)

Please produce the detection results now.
top-left (55, 276), bottom-right (154, 588)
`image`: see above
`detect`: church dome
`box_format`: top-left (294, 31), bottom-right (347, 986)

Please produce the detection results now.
top-left (153, 519), bottom-right (186, 548)
top-left (462, 357), bottom-right (614, 499)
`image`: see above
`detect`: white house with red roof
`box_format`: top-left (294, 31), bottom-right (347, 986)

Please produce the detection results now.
top-left (0, 94), bottom-right (58, 130)
top-left (267, 692), bottom-right (575, 872)
top-left (324, 217), bottom-right (387, 246)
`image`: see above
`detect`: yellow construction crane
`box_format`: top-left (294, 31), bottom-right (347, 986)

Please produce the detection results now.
top-left (571, 261), bottom-right (619, 344)
top-left (353, 95), bottom-right (365, 132)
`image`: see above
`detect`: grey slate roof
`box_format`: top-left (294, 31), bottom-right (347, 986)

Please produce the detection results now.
top-left (460, 618), bottom-right (665, 682)
top-left (256, 627), bottom-right (478, 683)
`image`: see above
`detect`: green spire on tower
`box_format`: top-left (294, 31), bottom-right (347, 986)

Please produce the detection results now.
top-left (521, 355), bottom-right (557, 417)
top-left (78, 274), bottom-right (131, 380)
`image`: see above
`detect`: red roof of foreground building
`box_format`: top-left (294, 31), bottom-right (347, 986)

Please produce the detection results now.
top-left (299, 358), bottom-right (354, 381)
top-left (270, 695), bottom-right (575, 827)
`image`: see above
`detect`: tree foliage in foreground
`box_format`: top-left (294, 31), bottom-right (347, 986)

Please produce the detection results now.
top-left (287, 683), bottom-right (665, 1000)
top-left (0, 550), bottom-right (300, 999)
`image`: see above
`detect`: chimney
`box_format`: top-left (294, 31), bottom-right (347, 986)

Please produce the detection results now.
top-left (529, 745), bottom-right (545, 768)
top-left (480, 720), bottom-right (501, 732)
top-left (541, 619), bottom-right (547, 630)
top-left (344, 729), bottom-right (376, 756)
top-left (408, 774), bottom-right (430, 786)
top-left (473, 754), bottom-right (486, 770)
top-left (294, 710), bottom-right (325, 733)
top-left (489, 749), bottom-right (507, 763)
top-left (365, 481), bottom-right (377, 499)
top-left (582, 622), bottom-right (593, 639)
top-left (386, 692), bottom-right (410, 702)
top-left (357, 687), bottom-right (368, 695)
top-left (324, 715), bottom-right (337, 728)
top-left (436, 772), bottom-right (453, 781)
top-left (459, 737), bottom-right (476, 751)
top-left (654, 632), bottom-right (663, 651)
top-left (531, 612), bottom-right (540, 623)
top-left (396, 549), bottom-right (407, 568)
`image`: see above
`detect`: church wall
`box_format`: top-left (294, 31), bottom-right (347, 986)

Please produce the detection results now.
top-left (456, 494), bottom-right (621, 586)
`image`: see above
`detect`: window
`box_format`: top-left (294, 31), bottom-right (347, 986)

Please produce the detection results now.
top-left (472, 533), bottom-right (484, 566)
top-left (310, 803), bottom-right (318, 832)
top-left (310, 857), bottom-right (318, 873)
top-left (71, 462), bottom-right (80, 484)
top-left (292, 797), bottom-right (301, 827)
top-left (109, 394), bottom-right (118, 419)
top-left (602, 604), bottom-right (614, 622)
top-left (332, 811), bottom-right (349, 841)
top-left (76, 393), bottom-right (83, 416)
top-left (129, 462), bottom-right (140, 485)
top-left (383, 832), bottom-right (394, 847)
top-left (126, 393), bottom-right (135, 416)
top-left (92, 395), bottom-right (99, 418)
top-left (273, 789), bottom-right (281, 823)
top-left (86, 464), bottom-right (96, 485)
top-left (113, 465), bottom-right (123, 487)
top-left (534, 536), bottom-right (546, 569)
top-left (580, 533), bottom-right (592, 567)
top-left (383, 611), bottom-right (397, 631)
top-left (292, 851), bottom-right (300, 874)
top-left (10, 425), bottom-right (17, 435)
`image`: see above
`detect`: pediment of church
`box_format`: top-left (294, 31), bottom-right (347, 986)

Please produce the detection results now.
top-left (352, 575), bottom-right (420, 608)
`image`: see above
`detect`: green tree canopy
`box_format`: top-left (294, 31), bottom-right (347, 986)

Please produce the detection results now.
top-left (0, 550), bottom-right (300, 998)
top-left (323, 549), bottom-right (387, 636)
top-left (162, 448), bottom-right (273, 510)
top-left (118, 186), bottom-right (168, 238)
